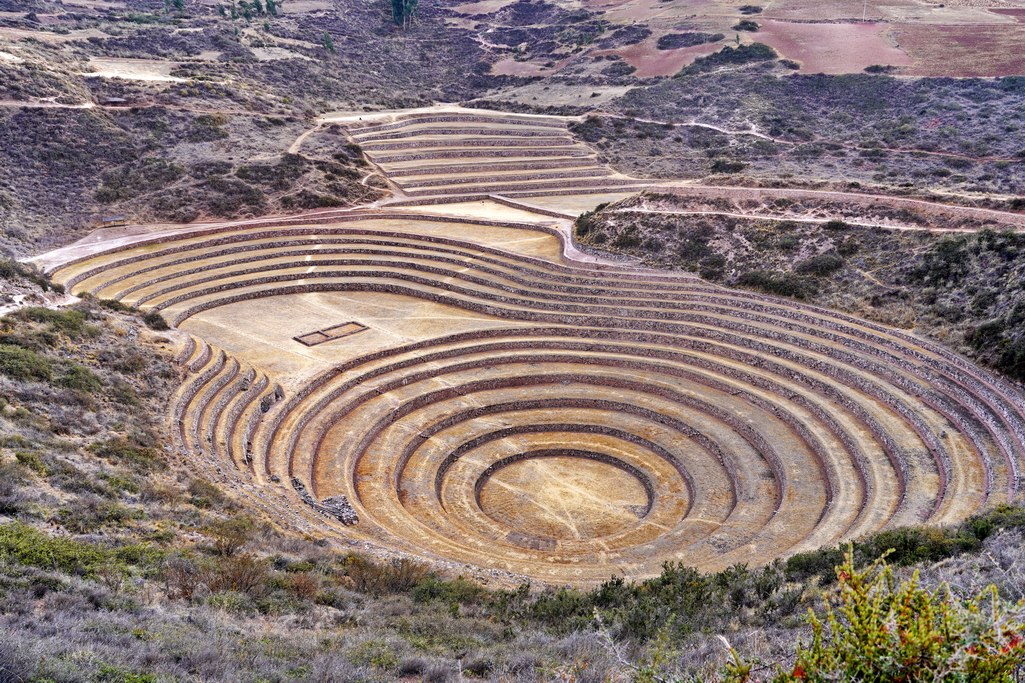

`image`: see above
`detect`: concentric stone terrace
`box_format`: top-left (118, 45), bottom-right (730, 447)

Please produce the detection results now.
top-left (338, 107), bottom-right (651, 201)
top-left (42, 210), bottom-right (1025, 583)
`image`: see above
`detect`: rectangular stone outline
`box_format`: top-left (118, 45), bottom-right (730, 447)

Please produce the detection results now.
top-left (293, 321), bottom-right (368, 347)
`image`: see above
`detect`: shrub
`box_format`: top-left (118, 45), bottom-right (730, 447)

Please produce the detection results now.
top-left (345, 555), bottom-right (430, 595)
top-left (574, 209), bottom-right (599, 237)
top-left (680, 42), bottom-right (776, 75)
top-left (285, 572), bottom-right (319, 600)
top-left (795, 253), bottom-right (844, 276)
top-left (161, 555), bottom-right (200, 600)
top-left (348, 639), bottom-right (399, 670)
top-left (786, 505), bottom-right (1025, 584)
top-left (205, 590), bottom-right (257, 615)
top-left (94, 664), bottom-right (158, 683)
top-left (0, 344), bottom-right (53, 381)
top-left (56, 499), bottom-right (139, 533)
top-left (205, 553), bottom-right (270, 595)
top-left (910, 235), bottom-right (970, 284)
top-left (732, 19), bottom-right (759, 31)
top-left (0, 259), bottom-right (56, 292)
top-left (142, 311), bottom-right (169, 331)
top-left (711, 159), bottom-right (747, 173)
top-left (57, 363), bottom-right (103, 393)
top-left (736, 271), bottom-right (814, 299)
top-left (205, 515), bottom-right (256, 556)
top-left (411, 576), bottom-right (488, 605)
top-left (823, 219), bottom-right (851, 231)
top-left (13, 307), bottom-right (89, 339)
top-left (656, 32), bottom-right (723, 50)
top-left (14, 450), bottom-right (47, 476)
top-left (611, 227), bottom-right (642, 249)
top-left (98, 299), bottom-right (133, 312)
top-left (188, 478), bottom-right (227, 509)
top-left (89, 438), bottom-right (164, 472)
top-left (757, 550), bottom-right (1025, 682)
top-left (0, 522), bottom-right (158, 576)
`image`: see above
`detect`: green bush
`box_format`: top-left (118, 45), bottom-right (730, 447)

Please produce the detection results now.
top-left (188, 478), bottom-right (227, 509)
top-left (736, 271), bottom-right (814, 299)
top-left (13, 307), bottom-right (89, 338)
top-left (98, 299), bottom-right (134, 313)
top-left (0, 259), bottom-right (58, 292)
top-left (348, 639), bottom-right (399, 670)
top-left (57, 363), bottom-right (103, 392)
top-left (14, 450), bottom-right (47, 476)
top-left (795, 253), bottom-right (844, 276)
top-left (411, 575), bottom-right (488, 605)
top-left (680, 43), bottom-right (777, 75)
top-left (56, 501), bottom-right (139, 533)
top-left (787, 505), bottom-right (1025, 584)
top-left (205, 515), bottom-right (256, 556)
top-left (0, 344), bottom-right (53, 381)
top-left (142, 311), bottom-right (169, 331)
top-left (95, 664), bottom-right (159, 683)
top-left (744, 550), bottom-right (1025, 682)
top-left (574, 209), bottom-right (598, 237)
top-left (89, 437), bottom-right (164, 472)
top-left (0, 522), bottom-right (157, 576)
top-left (711, 159), bottom-right (747, 173)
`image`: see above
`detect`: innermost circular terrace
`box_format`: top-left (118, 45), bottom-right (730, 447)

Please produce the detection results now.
top-left (476, 450), bottom-right (653, 542)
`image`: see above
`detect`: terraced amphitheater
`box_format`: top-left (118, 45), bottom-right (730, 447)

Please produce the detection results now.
top-left (330, 106), bottom-right (656, 205)
top-left (25, 109), bottom-right (1025, 585)
top-left (31, 178), bottom-right (1025, 584)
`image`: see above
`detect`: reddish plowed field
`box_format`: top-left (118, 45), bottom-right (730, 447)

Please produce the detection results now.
top-left (756, 20), bottom-right (912, 74)
top-left (596, 38), bottom-right (722, 78)
top-left (895, 23), bottom-right (1025, 76)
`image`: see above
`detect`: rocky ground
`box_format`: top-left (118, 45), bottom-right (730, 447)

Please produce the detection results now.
top-left (576, 192), bottom-right (1025, 382)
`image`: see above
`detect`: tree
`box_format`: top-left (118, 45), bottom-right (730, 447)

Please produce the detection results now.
top-left (390, 0), bottom-right (419, 29)
top-left (321, 31), bottom-right (335, 53)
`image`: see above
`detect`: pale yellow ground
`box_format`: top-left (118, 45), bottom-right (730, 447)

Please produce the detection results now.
top-left (84, 57), bottom-right (186, 82)
top-left (179, 291), bottom-right (539, 390)
top-left (405, 200), bottom-right (558, 223)
top-left (479, 456), bottom-right (650, 541)
top-left (139, 215), bottom-right (568, 389)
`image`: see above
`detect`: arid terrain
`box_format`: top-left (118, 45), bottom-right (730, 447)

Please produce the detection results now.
top-left (2, 0), bottom-right (1025, 681)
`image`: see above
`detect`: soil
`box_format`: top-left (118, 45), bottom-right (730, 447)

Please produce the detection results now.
top-left (755, 20), bottom-right (912, 74)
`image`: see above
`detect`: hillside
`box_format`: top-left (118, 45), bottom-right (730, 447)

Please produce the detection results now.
top-left (3, 0), bottom-right (1025, 681)
top-left (575, 192), bottom-right (1025, 382)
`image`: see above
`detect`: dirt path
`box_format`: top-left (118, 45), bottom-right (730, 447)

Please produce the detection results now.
top-left (665, 183), bottom-right (1025, 228)
top-left (287, 123), bottom-right (321, 154)
top-left (586, 110), bottom-right (1024, 164)
top-left (612, 207), bottom-right (982, 233)
top-left (0, 98), bottom-right (283, 118)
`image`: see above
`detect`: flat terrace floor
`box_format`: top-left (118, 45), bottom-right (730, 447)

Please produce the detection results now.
top-left (173, 216), bottom-right (564, 388)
